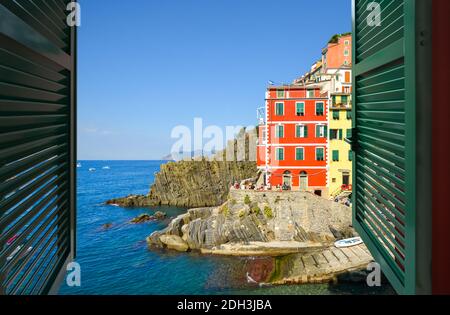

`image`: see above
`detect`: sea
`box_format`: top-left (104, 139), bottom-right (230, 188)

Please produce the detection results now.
top-left (58, 160), bottom-right (394, 295)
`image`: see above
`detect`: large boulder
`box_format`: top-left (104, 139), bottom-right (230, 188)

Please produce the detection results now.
top-left (159, 235), bottom-right (189, 252)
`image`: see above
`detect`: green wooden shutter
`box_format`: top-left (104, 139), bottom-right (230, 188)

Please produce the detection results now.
top-left (304, 125), bottom-right (308, 137)
top-left (338, 129), bottom-right (343, 140)
top-left (347, 111), bottom-right (352, 120)
top-left (0, 1), bottom-right (76, 295)
top-left (316, 102), bottom-right (324, 116)
top-left (316, 148), bottom-right (324, 161)
top-left (346, 129), bottom-right (352, 139)
top-left (276, 148), bottom-right (284, 161)
top-left (333, 110), bottom-right (340, 120)
top-left (332, 150), bottom-right (339, 162)
top-left (296, 148), bottom-right (304, 161)
top-left (275, 103), bottom-right (284, 116)
top-left (352, 0), bottom-right (432, 295)
top-left (296, 102), bottom-right (304, 116)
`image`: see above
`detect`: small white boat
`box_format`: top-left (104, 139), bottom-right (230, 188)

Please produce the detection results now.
top-left (76, 163), bottom-right (82, 168)
top-left (102, 166), bottom-right (110, 170)
top-left (89, 168), bottom-right (96, 172)
top-left (334, 237), bottom-right (363, 248)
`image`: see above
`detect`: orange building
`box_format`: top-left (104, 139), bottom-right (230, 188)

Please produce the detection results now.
top-left (322, 33), bottom-right (352, 70)
top-left (257, 86), bottom-right (328, 196)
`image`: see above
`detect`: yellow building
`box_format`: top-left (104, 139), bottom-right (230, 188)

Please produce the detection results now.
top-left (328, 93), bottom-right (352, 198)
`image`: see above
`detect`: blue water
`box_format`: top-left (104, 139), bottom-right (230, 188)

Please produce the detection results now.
top-left (59, 161), bottom-right (394, 295)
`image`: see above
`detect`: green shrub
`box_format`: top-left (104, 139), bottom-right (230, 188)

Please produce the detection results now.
top-left (244, 195), bottom-right (251, 205)
top-left (221, 205), bottom-right (229, 217)
top-left (264, 206), bottom-right (274, 219)
top-left (251, 205), bottom-right (261, 215)
top-left (238, 210), bottom-right (246, 218)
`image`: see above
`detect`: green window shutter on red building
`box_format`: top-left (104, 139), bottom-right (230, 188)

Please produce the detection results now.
top-left (316, 148), bottom-right (324, 161)
top-left (296, 103), bottom-right (305, 116)
top-left (276, 148), bottom-right (284, 161)
top-left (316, 102), bottom-right (324, 116)
top-left (276, 103), bottom-right (284, 116)
top-left (352, 0), bottom-right (431, 295)
top-left (296, 148), bottom-right (304, 161)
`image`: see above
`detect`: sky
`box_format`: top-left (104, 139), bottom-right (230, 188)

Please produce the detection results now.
top-left (77, 0), bottom-right (351, 160)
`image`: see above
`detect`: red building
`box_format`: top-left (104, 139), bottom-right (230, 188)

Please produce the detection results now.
top-left (257, 85), bottom-right (329, 196)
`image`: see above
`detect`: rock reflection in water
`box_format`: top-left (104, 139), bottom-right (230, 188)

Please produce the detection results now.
top-left (204, 256), bottom-right (275, 290)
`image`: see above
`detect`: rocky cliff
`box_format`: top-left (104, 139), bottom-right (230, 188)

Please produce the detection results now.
top-left (147, 190), bottom-right (356, 254)
top-left (107, 128), bottom-right (258, 208)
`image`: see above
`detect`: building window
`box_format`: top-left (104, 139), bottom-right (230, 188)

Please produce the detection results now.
top-left (330, 129), bottom-right (338, 140)
top-left (296, 102), bottom-right (305, 116)
top-left (276, 147), bottom-right (284, 161)
top-left (307, 90), bottom-right (315, 98)
top-left (342, 95), bottom-right (348, 104)
top-left (296, 125), bottom-right (308, 138)
top-left (344, 60), bottom-right (349, 65)
top-left (275, 102), bottom-right (284, 116)
top-left (344, 49), bottom-right (349, 56)
top-left (315, 102), bottom-right (324, 116)
top-left (346, 129), bottom-right (352, 139)
top-left (345, 40), bottom-right (350, 45)
top-left (332, 150), bottom-right (340, 162)
top-left (316, 125), bottom-right (327, 138)
top-left (277, 90), bottom-right (285, 98)
top-left (316, 148), bottom-right (325, 161)
top-left (333, 110), bottom-right (340, 120)
top-left (349, 150), bottom-right (353, 161)
top-left (295, 147), bottom-right (304, 161)
top-left (347, 111), bottom-right (352, 120)
top-left (275, 125), bottom-right (284, 138)
top-left (332, 178), bottom-right (337, 183)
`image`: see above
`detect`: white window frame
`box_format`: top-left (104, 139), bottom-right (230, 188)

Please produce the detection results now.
top-left (295, 102), bottom-right (305, 116)
top-left (295, 147), bottom-right (305, 161)
top-left (275, 102), bottom-right (284, 116)
top-left (315, 124), bottom-right (326, 138)
top-left (275, 124), bottom-right (284, 138)
top-left (296, 124), bottom-right (306, 138)
top-left (344, 49), bottom-right (349, 56)
top-left (276, 90), bottom-right (286, 99)
top-left (275, 147), bottom-right (285, 161)
top-left (315, 102), bottom-right (325, 116)
top-left (315, 147), bottom-right (325, 161)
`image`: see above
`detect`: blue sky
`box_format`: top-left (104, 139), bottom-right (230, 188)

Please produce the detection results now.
top-left (77, 0), bottom-right (351, 160)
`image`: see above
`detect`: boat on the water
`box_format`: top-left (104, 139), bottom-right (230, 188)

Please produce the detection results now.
top-left (76, 162), bottom-right (82, 168)
top-left (334, 237), bottom-right (363, 248)
top-left (89, 168), bottom-right (96, 172)
top-left (102, 166), bottom-right (110, 170)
